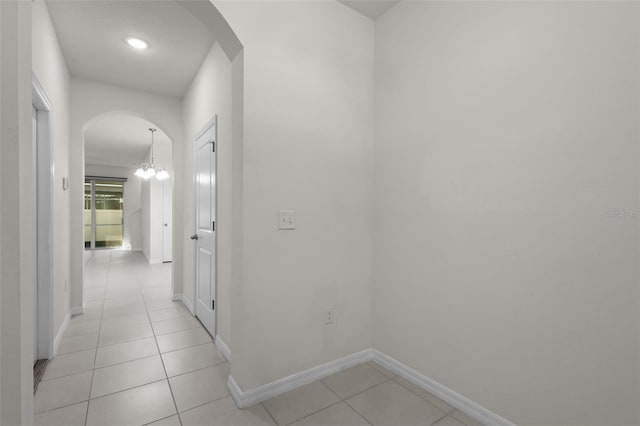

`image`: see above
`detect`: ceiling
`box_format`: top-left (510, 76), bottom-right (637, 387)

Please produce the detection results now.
top-left (84, 115), bottom-right (171, 168)
top-left (49, 0), bottom-right (397, 167)
top-left (45, 0), bottom-right (398, 98)
top-left (338, 0), bottom-right (399, 20)
top-left (46, 0), bottom-right (215, 97)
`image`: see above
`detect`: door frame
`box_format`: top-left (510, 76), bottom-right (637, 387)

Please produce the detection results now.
top-left (32, 74), bottom-right (55, 359)
top-left (192, 116), bottom-right (217, 336)
top-left (84, 177), bottom-right (126, 250)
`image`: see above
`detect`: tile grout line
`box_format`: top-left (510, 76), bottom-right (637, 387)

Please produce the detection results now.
top-left (154, 334), bottom-right (214, 355)
top-left (342, 398), bottom-right (374, 426)
top-left (76, 315), bottom-right (191, 354)
top-left (141, 413), bottom-right (179, 426)
top-left (342, 374), bottom-right (451, 426)
top-left (143, 279), bottom-right (184, 426)
top-left (37, 254), bottom-right (205, 425)
top-left (391, 375), bottom-right (457, 418)
top-left (339, 376), bottom-right (451, 426)
top-left (35, 400), bottom-right (90, 417)
top-left (87, 378), bottom-right (168, 403)
top-left (93, 353), bottom-right (160, 373)
top-left (260, 401), bottom-right (280, 426)
top-left (280, 400), bottom-right (344, 426)
top-left (95, 333), bottom-right (156, 350)
top-left (40, 364), bottom-right (95, 384)
top-left (84, 249), bottom-right (110, 426)
top-left (320, 378), bottom-right (375, 426)
top-left (269, 377), bottom-right (383, 426)
top-left (172, 393), bottom-right (232, 420)
top-left (150, 322), bottom-right (203, 337)
top-left (165, 359), bottom-right (228, 380)
top-left (263, 367), bottom-right (395, 426)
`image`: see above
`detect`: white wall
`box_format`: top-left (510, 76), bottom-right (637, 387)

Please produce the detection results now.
top-left (182, 42), bottom-right (233, 347)
top-left (373, 2), bottom-right (640, 425)
top-left (84, 164), bottom-right (143, 251)
top-left (69, 79), bottom-right (183, 307)
top-left (0, 1), bottom-right (34, 424)
top-left (214, 1), bottom-right (375, 390)
top-left (32, 0), bottom-right (71, 347)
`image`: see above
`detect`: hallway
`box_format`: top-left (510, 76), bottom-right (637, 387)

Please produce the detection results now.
top-left (33, 251), bottom-right (483, 426)
top-left (34, 251), bottom-right (233, 426)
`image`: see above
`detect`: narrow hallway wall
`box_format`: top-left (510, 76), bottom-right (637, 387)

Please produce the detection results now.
top-left (1, 1), bottom-right (34, 424)
top-left (183, 41), bottom-right (233, 350)
top-left (32, 0), bottom-right (71, 348)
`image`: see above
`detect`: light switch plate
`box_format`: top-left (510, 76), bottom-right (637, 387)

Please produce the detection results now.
top-left (324, 306), bottom-right (335, 324)
top-left (278, 210), bottom-right (296, 230)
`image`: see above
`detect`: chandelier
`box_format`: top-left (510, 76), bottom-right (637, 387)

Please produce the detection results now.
top-left (135, 128), bottom-right (169, 180)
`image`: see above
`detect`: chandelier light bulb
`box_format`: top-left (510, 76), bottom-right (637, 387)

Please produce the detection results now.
top-left (156, 169), bottom-right (170, 180)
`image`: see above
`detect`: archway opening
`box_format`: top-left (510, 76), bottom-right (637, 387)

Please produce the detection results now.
top-left (83, 114), bottom-right (173, 264)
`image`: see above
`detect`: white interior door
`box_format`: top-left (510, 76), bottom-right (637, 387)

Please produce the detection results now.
top-left (193, 118), bottom-right (216, 336)
top-left (162, 181), bottom-right (173, 263)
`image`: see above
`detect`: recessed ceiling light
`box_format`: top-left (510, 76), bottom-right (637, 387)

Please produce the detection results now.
top-left (125, 37), bottom-right (149, 50)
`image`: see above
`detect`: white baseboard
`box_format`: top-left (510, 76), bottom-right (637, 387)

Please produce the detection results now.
top-left (52, 311), bottom-right (71, 356)
top-left (215, 335), bottom-right (231, 361)
top-left (226, 348), bottom-right (513, 426)
top-left (227, 349), bottom-right (374, 408)
top-left (141, 251), bottom-right (161, 264)
top-left (372, 350), bottom-right (515, 426)
top-left (172, 293), bottom-right (195, 315)
top-left (70, 303), bottom-right (85, 316)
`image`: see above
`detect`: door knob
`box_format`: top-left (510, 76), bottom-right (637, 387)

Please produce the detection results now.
top-left (190, 234), bottom-right (199, 240)
top-left (164, 223), bottom-right (168, 227)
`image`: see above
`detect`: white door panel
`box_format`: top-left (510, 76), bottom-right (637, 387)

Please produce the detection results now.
top-left (193, 118), bottom-right (216, 336)
top-left (162, 181), bottom-right (173, 263)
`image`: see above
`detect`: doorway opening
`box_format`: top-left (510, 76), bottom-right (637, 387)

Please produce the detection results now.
top-left (83, 114), bottom-right (173, 265)
top-left (32, 75), bottom-right (55, 390)
top-left (84, 178), bottom-right (126, 249)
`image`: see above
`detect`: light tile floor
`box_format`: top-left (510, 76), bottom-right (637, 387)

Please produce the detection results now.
top-left (35, 251), bottom-right (482, 426)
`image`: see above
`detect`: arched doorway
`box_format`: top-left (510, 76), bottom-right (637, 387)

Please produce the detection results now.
top-left (83, 114), bottom-right (173, 263)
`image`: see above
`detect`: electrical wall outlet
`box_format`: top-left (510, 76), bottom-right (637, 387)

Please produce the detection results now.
top-left (324, 306), bottom-right (335, 325)
top-left (278, 210), bottom-right (296, 230)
